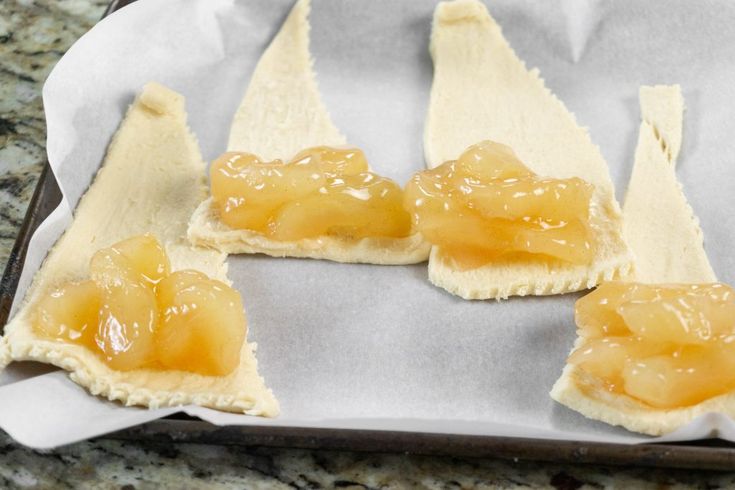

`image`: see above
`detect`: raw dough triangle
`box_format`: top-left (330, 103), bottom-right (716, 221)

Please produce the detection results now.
top-left (188, 0), bottom-right (430, 264)
top-left (622, 85), bottom-right (716, 284)
top-left (0, 83), bottom-right (278, 416)
top-left (551, 85), bottom-right (721, 436)
top-left (424, 0), bottom-right (632, 299)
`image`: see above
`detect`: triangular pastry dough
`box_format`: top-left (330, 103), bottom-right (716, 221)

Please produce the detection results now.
top-left (622, 85), bottom-right (716, 284)
top-left (0, 83), bottom-right (278, 416)
top-left (424, 0), bottom-right (632, 299)
top-left (551, 85), bottom-right (719, 435)
top-left (188, 0), bottom-right (430, 264)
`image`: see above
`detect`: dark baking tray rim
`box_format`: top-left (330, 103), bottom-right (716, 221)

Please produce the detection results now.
top-left (2, 0), bottom-right (735, 471)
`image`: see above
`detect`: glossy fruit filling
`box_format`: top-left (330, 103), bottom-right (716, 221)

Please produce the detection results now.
top-left (569, 282), bottom-right (735, 408)
top-left (33, 235), bottom-right (246, 376)
top-left (404, 140), bottom-right (595, 268)
top-left (210, 146), bottom-right (412, 240)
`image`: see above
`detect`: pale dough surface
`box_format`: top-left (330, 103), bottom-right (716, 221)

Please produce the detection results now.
top-left (623, 85), bottom-right (716, 283)
top-left (0, 83), bottom-right (279, 417)
top-left (226, 0), bottom-right (345, 160)
top-left (188, 0), bottom-right (430, 264)
top-left (424, 0), bottom-right (632, 300)
top-left (551, 85), bottom-right (719, 436)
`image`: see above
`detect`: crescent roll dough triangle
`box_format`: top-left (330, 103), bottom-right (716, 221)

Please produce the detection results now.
top-left (188, 0), bottom-right (430, 264)
top-left (424, 0), bottom-right (632, 299)
top-left (551, 85), bottom-right (720, 436)
top-left (622, 85), bottom-right (716, 284)
top-left (0, 83), bottom-right (278, 416)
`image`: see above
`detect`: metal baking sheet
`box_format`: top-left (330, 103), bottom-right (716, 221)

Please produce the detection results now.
top-left (5, 175), bottom-right (735, 469)
top-left (3, 0), bottom-right (735, 467)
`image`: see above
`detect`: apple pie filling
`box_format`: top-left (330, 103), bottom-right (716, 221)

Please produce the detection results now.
top-left (569, 282), bottom-right (735, 408)
top-left (33, 235), bottom-right (246, 376)
top-left (403, 141), bottom-right (596, 269)
top-left (210, 146), bottom-right (412, 240)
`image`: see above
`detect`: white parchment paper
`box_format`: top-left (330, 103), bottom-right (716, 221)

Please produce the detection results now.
top-left (2, 0), bottom-right (735, 449)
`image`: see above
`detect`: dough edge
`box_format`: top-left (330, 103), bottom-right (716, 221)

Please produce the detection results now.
top-left (3, 313), bottom-right (278, 416)
top-left (550, 336), bottom-right (734, 436)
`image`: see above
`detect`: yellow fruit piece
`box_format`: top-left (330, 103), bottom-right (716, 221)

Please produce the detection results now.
top-left (270, 173), bottom-right (411, 240)
top-left (88, 235), bottom-right (165, 370)
top-left (109, 234), bottom-right (170, 284)
top-left (33, 235), bottom-right (248, 377)
top-left (622, 346), bottom-right (735, 408)
top-left (210, 152), bottom-right (324, 232)
top-left (96, 281), bottom-right (159, 371)
top-left (570, 282), bottom-right (735, 408)
top-left (33, 280), bottom-right (101, 348)
top-left (509, 218), bottom-right (592, 265)
top-left (464, 178), bottom-right (592, 224)
top-left (574, 282), bottom-right (636, 338)
top-left (89, 247), bottom-right (142, 289)
top-left (209, 147), bottom-right (412, 240)
top-left (404, 140), bottom-right (595, 268)
top-left (156, 270), bottom-right (246, 376)
top-left (619, 283), bottom-right (735, 344)
top-left (568, 336), bottom-right (674, 392)
top-left (90, 234), bottom-right (169, 288)
top-left (457, 140), bottom-right (533, 181)
top-left (290, 146), bottom-right (369, 176)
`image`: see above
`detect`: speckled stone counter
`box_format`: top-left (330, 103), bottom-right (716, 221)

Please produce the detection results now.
top-left (1, 1), bottom-right (734, 488)
top-left (5, 429), bottom-right (735, 489)
top-left (0, 0), bottom-right (109, 268)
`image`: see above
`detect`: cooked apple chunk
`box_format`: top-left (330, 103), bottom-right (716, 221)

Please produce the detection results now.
top-left (404, 141), bottom-right (595, 269)
top-left (209, 146), bottom-right (412, 240)
top-left (156, 270), bottom-right (246, 376)
top-left (569, 282), bottom-right (735, 408)
top-left (33, 280), bottom-right (100, 347)
top-left (32, 235), bottom-right (247, 376)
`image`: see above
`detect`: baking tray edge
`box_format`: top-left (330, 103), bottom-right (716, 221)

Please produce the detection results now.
top-left (2, 0), bottom-right (735, 470)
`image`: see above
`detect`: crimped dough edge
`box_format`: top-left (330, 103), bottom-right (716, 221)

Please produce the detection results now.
top-left (6, 316), bottom-right (277, 416)
top-left (550, 336), bottom-right (735, 436)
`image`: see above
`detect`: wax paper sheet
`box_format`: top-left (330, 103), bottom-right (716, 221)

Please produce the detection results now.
top-left (1, 0), bottom-right (734, 449)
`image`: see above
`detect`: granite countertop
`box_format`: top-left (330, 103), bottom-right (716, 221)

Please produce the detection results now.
top-left (0, 1), bottom-right (733, 488)
top-left (0, 1), bottom-right (111, 268)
